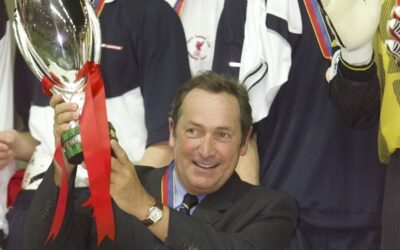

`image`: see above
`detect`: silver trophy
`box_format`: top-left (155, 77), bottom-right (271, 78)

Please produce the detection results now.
top-left (13, 0), bottom-right (115, 164)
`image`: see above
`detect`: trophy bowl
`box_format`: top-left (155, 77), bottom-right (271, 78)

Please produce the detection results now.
top-left (13, 0), bottom-right (116, 164)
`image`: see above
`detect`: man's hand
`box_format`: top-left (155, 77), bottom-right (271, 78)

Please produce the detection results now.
top-left (110, 140), bottom-right (155, 220)
top-left (110, 140), bottom-right (170, 241)
top-left (50, 94), bottom-right (80, 184)
top-left (0, 130), bottom-right (17, 170)
top-left (50, 94), bottom-right (79, 141)
top-left (387, 5), bottom-right (400, 60)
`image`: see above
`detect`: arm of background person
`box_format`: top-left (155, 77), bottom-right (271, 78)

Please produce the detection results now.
top-left (235, 134), bottom-right (259, 185)
top-left (321, 0), bottom-right (381, 129)
top-left (0, 130), bottom-right (39, 170)
top-left (138, 141), bottom-right (173, 168)
top-left (133, 0), bottom-right (191, 167)
top-left (328, 59), bottom-right (381, 129)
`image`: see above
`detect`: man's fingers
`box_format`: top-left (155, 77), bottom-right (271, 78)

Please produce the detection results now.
top-left (0, 130), bottom-right (16, 145)
top-left (0, 142), bottom-right (10, 151)
top-left (110, 140), bottom-right (130, 165)
top-left (0, 149), bottom-right (14, 158)
top-left (54, 123), bottom-right (72, 138)
top-left (54, 109), bottom-right (79, 127)
top-left (53, 101), bottom-right (79, 138)
top-left (49, 94), bottom-right (63, 108)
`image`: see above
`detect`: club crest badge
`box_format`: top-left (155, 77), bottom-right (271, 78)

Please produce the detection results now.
top-left (187, 35), bottom-right (211, 61)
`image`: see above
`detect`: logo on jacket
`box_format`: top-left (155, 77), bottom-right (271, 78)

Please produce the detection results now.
top-left (187, 35), bottom-right (211, 61)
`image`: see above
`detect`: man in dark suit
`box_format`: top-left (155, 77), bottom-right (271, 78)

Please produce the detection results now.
top-left (25, 72), bottom-right (297, 250)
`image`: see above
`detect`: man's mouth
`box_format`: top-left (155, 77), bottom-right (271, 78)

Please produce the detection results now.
top-left (193, 161), bottom-right (218, 169)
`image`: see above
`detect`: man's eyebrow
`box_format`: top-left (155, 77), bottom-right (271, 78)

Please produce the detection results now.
top-left (187, 121), bottom-right (233, 131)
top-left (215, 127), bottom-right (231, 131)
top-left (187, 121), bottom-right (202, 127)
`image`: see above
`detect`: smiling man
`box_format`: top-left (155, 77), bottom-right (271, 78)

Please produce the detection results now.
top-left (25, 72), bottom-right (297, 250)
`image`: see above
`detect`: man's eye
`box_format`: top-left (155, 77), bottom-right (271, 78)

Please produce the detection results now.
top-left (217, 132), bottom-right (231, 141)
top-left (186, 128), bottom-right (198, 137)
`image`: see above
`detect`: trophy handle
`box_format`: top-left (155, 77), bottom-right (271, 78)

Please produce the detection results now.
top-left (86, 0), bottom-right (101, 64)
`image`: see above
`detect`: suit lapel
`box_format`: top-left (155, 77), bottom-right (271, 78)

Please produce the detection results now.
top-left (192, 172), bottom-right (248, 225)
top-left (136, 165), bottom-right (166, 201)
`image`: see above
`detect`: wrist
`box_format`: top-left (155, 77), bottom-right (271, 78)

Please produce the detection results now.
top-left (129, 193), bottom-right (156, 221)
top-left (340, 42), bottom-right (373, 66)
top-left (141, 199), bottom-right (164, 227)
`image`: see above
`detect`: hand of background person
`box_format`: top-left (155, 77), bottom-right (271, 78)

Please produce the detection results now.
top-left (0, 129), bottom-right (18, 170)
top-left (387, 5), bottom-right (400, 61)
top-left (109, 140), bottom-right (155, 220)
top-left (320, 0), bottom-right (381, 65)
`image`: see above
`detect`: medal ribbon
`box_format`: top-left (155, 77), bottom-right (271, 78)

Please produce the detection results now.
top-left (42, 62), bottom-right (115, 245)
top-left (173, 0), bottom-right (185, 16)
top-left (161, 162), bottom-right (175, 207)
top-left (93, 0), bottom-right (105, 16)
top-left (304, 0), bottom-right (333, 60)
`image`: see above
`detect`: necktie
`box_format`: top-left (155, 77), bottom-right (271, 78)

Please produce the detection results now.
top-left (178, 193), bottom-right (198, 215)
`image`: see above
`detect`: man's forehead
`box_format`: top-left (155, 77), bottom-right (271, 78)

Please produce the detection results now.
top-left (179, 89), bottom-right (240, 127)
top-left (182, 90), bottom-right (237, 112)
top-left (183, 88), bottom-right (234, 105)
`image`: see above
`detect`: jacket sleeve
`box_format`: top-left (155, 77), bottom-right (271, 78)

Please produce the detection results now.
top-left (328, 58), bottom-right (380, 129)
top-left (165, 189), bottom-right (297, 250)
top-left (24, 164), bottom-right (92, 250)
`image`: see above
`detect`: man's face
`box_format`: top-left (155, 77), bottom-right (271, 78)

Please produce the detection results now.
top-left (169, 88), bottom-right (250, 195)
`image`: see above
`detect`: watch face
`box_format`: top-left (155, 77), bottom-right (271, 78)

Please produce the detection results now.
top-left (149, 207), bottom-right (163, 222)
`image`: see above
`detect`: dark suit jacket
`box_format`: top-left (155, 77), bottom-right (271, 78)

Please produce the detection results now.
top-left (25, 164), bottom-right (297, 250)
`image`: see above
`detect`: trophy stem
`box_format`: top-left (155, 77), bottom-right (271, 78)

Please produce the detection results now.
top-left (61, 122), bottom-right (118, 165)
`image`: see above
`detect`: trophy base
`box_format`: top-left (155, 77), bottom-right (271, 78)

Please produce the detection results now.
top-left (61, 122), bottom-right (118, 165)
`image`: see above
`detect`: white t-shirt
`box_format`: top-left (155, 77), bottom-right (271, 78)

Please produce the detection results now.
top-left (0, 20), bottom-right (15, 236)
top-left (165, 0), bottom-right (224, 76)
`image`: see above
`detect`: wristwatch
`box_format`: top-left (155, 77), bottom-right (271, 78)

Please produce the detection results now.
top-left (142, 200), bottom-right (163, 227)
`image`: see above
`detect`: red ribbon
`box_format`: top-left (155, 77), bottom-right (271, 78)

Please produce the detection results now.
top-left (42, 62), bottom-right (115, 245)
top-left (41, 76), bottom-right (54, 96)
top-left (80, 62), bottom-right (115, 244)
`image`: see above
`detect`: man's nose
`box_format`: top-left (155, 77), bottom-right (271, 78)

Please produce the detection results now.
top-left (199, 135), bottom-right (216, 157)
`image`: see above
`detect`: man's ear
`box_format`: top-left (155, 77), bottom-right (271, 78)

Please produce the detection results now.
top-left (168, 117), bottom-right (175, 147)
top-left (240, 126), bottom-right (253, 156)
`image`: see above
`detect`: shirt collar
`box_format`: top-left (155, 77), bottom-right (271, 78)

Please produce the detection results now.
top-left (173, 169), bottom-right (206, 212)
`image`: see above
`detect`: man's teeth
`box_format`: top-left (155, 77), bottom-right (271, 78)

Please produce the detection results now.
top-left (195, 162), bottom-right (217, 168)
